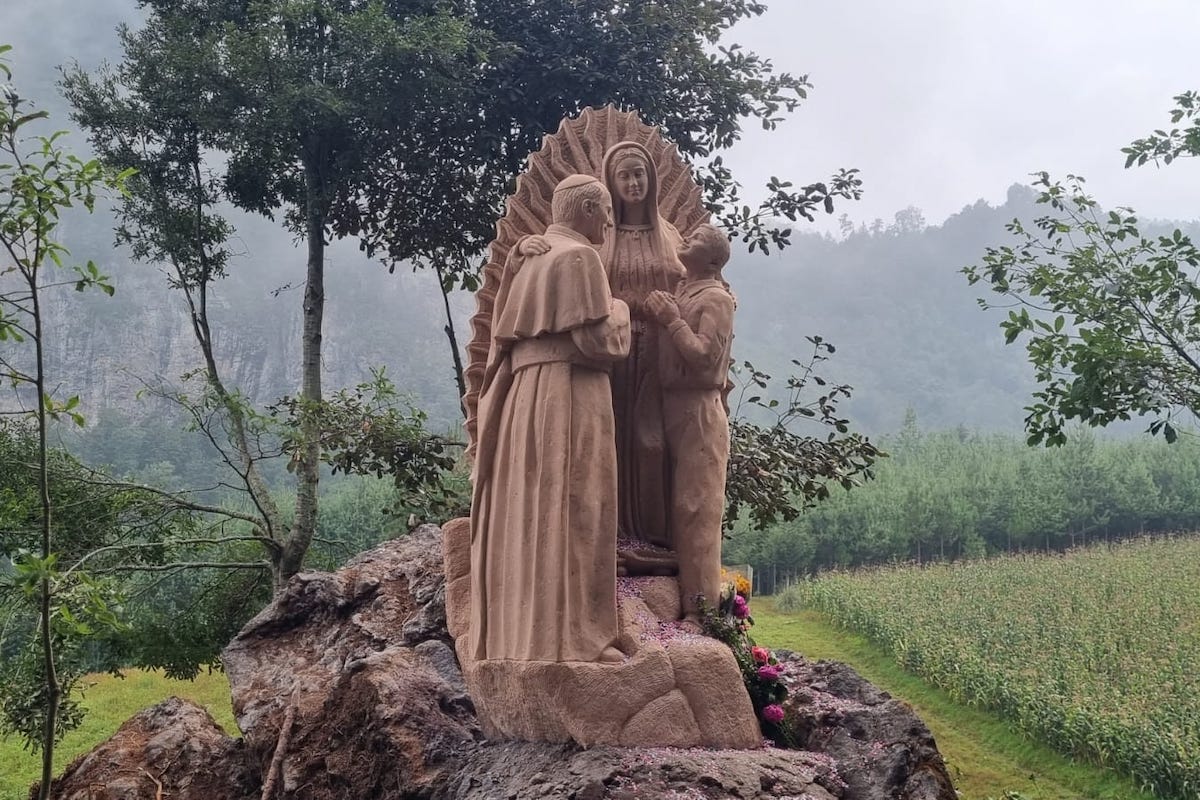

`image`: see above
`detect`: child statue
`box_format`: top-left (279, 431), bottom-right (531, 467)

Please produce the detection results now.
top-left (644, 223), bottom-right (735, 626)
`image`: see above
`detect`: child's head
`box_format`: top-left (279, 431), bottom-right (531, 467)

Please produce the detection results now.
top-left (678, 223), bottom-right (730, 279)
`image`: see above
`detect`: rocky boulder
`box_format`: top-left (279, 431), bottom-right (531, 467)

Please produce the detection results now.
top-left (46, 522), bottom-right (958, 799)
top-left (43, 697), bottom-right (257, 800)
top-left (221, 524), bottom-right (479, 799)
top-left (781, 655), bottom-right (956, 800)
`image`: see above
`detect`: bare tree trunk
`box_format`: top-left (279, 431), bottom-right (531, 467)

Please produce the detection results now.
top-left (280, 154), bottom-right (327, 590)
top-left (31, 266), bottom-right (58, 800)
top-left (184, 154), bottom-right (282, 546)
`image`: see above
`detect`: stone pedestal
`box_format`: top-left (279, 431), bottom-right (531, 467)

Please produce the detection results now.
top-left (442, 516), bottom-right (761, 748)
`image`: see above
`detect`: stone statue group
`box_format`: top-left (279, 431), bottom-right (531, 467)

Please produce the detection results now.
top-left (468, 139), bottom-right (735, 665)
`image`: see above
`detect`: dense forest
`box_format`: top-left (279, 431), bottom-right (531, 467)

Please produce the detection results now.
top-left (726, 417), bottom-right (1200, 592)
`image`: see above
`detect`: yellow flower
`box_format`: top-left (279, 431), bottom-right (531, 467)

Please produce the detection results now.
top-left (721, 567), bottom-right (752, 598)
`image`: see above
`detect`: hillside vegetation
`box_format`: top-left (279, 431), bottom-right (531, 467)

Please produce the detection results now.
top-left (724, 423), bottom-right (1200, 591)
top-left (779, 538), bottom-right (1200, 799)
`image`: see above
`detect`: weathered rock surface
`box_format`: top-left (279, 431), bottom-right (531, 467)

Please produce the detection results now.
top-left (781, 654), bottom-right (957, 800)
top-left (442, 743), bottom-right (845, 799)
top-left (47, 523), bottom-right (958, 799)
top-left (43, 696), bottom-right (258, 800)
top-left (222, 524), bottom-right (479, 799)
top-left (446, 516), bottom-right (761, 749)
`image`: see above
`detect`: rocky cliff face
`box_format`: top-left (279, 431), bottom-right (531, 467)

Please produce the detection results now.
top-left (2, 223), bottom-right (472, 430)
top-left (44, 523), bottom-right (958, 800)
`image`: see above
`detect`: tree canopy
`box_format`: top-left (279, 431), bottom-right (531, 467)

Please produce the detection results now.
top-left (64, 0), bottom-right (863, 586)
top-left (964, 92), bottom-right (1200, 446)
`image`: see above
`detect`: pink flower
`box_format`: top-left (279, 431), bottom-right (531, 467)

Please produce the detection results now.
top-left (762, 704), bottom-right (785, 724)
top-left (732, 595), bottom-right (750, 619)
top-left (751, 646), bottom-right (771, 664)
top-left (756, 664), bottom-right (781, 682)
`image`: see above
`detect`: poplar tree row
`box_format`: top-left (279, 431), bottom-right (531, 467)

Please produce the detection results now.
top-left (724, 417), bottom-right (1200, 593)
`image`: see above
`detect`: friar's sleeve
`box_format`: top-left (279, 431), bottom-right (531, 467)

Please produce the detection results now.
top-left (492, 244), bottom-right (612, 341)
top-left (572, 298), bottom-right (631, 360)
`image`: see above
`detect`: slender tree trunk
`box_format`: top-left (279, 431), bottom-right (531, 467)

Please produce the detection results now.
top-left (434, 259), bottom-right (467, 417)
top-left (184, 154), bottom-right (282, 546)
top-left (31, 270), bottom-right (58, 800)
top-left (280, 154), bottom-right (326, 590)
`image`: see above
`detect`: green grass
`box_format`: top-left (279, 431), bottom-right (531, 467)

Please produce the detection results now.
top-left (0, 669), bottom-right (235, 800)
top-left (753, 599), bottom-right (1160, 800)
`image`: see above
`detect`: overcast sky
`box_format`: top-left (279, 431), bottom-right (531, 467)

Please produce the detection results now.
top-left (727, 0), bottom-right (1200, 232)
top-left (4, 0), bottom-right (1198, 234)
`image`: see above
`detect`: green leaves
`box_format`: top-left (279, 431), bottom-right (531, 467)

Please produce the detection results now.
top-left (72, 260), bottom-right (115, 296)
top-left (42, 393), bottom-right (85, 428)
top-left (965, 111), bottom-right (1200, 447)
top-left (268, 368), bottom-right (468, 522)
top-left (0, 46), bottom-right (129, 777)
top-left (725, 348), bottom-right (882, 533)
top-left (1121, 90), bottom-right (1200, 168)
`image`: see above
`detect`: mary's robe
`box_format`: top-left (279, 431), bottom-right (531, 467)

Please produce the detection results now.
top-left (469, 224), bottom-right (631, 662)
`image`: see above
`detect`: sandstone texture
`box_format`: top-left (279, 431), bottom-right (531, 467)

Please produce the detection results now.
top-left (781, 654), bottom-right (957, 800)
top-left (45, 522), bottom-right (958, 800)
top-left (446, 516), bottom-right (760, 749)
top-left (43, 696), bottom-right (257, 800)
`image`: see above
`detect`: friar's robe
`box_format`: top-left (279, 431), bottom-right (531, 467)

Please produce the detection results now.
top-left (469, 224), bottom-right (631, 662)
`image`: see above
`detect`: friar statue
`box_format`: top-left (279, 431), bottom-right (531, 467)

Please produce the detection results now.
top-left (468, 174), bottom-right (631, 664)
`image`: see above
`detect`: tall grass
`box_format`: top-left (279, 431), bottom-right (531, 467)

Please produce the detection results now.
top-left (779, 537), bottom-right (1200, 799)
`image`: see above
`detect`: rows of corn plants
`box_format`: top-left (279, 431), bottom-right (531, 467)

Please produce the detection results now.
top-left (777, 537), bottom-right (1200, 799)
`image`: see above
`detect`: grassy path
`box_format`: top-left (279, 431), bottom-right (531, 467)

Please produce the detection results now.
top-left (753, 603), bottom-right (1159, 800)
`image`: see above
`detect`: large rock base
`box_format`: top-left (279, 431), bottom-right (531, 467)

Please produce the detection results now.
top-left (442, 516), bottom-right (761, 749)
top-left (44, 697), bottom-right (258, 800)
top-left (40, 523), bottom-right (958, 800)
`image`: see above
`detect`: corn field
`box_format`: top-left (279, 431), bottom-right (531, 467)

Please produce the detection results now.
top-left (779, 537), bottom-right (1200, 799)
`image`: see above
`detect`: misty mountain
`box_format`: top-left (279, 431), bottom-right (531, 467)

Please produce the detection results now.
top-left (4, 10), bottom-right (1197, 448)
top-left (732, 185), bottom-right (1047, 435)
top-left (4, 180), bottom-right (1129, 445)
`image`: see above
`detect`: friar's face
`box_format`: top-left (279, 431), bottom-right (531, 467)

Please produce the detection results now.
top-left (581, 188), bottom-right (614, 246)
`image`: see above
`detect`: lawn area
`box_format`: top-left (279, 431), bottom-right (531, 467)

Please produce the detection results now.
top-left (0, 669), bottom-right (235, 800)
top-left (752, 600), bottom-right (1160, 800)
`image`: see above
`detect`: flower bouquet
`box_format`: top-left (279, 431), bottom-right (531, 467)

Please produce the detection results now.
top-left (699, 569), bottom-right (796, 746)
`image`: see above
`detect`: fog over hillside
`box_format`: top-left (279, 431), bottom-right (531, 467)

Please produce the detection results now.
top-left (2, 0), bottom-right (1198, 443)
top-left (13, 181), bottom-right (1189, 441)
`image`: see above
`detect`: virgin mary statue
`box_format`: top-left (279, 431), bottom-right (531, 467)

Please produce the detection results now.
top-left (600, 141), bottom-right (686, 549)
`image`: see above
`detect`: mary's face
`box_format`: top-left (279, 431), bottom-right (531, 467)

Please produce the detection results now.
top-left (612, 156), bottom-right (650, 206)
